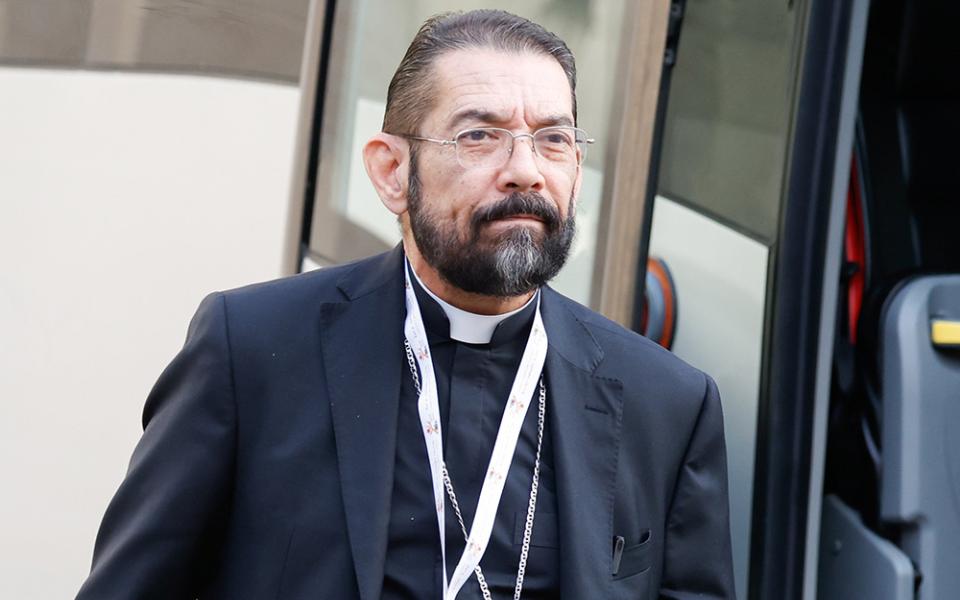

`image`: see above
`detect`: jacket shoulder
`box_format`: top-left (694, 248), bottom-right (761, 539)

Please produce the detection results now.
top-left (218, 250), bottom-right (395, 310)
top-left (553, 291), bottom-right (710, 403)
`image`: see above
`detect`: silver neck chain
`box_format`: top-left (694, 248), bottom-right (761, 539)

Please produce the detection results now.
top-left (404, 339), bottom-right (545, 600)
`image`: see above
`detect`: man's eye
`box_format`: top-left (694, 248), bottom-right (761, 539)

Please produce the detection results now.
top-left (465, 130), bottom-right (490, 141)
top-left (540, 131), bottom-right (572, 145)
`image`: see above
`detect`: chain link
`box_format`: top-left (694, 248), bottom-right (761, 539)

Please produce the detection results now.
top-left (404, 339), bottom-right (544, 600)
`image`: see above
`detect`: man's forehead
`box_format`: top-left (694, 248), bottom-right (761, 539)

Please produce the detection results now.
top-left (427, 48), bottom-right (574, 132)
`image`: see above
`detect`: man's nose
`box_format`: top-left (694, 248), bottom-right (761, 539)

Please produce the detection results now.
top-left (495, 135), bottom-right (545, 192)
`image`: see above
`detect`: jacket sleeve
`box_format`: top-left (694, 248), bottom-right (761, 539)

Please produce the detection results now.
top-left (659, 374), bottom-right (737, 600)
top-left (77, 293), bottom-right (236, 599)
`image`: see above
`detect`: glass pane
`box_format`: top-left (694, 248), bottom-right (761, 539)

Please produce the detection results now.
top-left (657, 0), bottom-right (803, 242)
top-left (0, 0), bottom-right (310, 82)
top-left (309, 0), bottom-right (628, 306)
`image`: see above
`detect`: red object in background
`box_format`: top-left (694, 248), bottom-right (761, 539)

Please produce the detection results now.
top-left (639, 257), bottom-right (677, 350)
top-left (845, 157), bottom-right (866, 344)
top-left (647, 258), bottom-right (676, 349)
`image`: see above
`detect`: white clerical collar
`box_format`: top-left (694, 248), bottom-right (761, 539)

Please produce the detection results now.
top-left (408, 263), bottom-right (538, 345)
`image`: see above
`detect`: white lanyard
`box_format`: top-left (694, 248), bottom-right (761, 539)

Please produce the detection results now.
top-left (403, 264), bottom-right (548, 600)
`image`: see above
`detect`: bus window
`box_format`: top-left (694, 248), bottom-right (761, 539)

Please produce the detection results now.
top-left (0, 0), bottom-right (309, 82)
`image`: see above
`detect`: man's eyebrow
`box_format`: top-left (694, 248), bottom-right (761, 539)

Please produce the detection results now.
top-left (446, 110), bottom-right (575, 132)
top-left (538, 114), bottom-right (575, 128)
top-left (447, 109), bottom-right (505, 131)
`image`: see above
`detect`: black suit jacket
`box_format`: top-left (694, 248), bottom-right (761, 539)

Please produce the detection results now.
top-left (77, 247), bottom-right (735, 600)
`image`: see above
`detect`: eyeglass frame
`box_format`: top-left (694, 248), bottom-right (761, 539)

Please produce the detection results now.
top-left (391, 126), bottom-right (595, 170)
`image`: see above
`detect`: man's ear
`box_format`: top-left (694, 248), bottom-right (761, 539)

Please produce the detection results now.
top-left (363, 133), bottom-right (409, 216)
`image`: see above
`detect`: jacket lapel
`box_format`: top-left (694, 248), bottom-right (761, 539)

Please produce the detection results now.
top-left (541, 288), bottom-right (624, 599)
top-left (321, 248), bottom-right (405, 600)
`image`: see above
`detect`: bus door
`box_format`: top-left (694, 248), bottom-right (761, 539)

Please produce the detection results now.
top-left (639, 0), bottom-right (870, 598)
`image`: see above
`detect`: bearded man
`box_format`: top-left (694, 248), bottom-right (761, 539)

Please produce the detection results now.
top-left (78, 10), bottom-right (735, 600)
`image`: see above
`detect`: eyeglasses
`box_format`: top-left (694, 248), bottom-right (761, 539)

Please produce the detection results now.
top-left (397, 126), bottom-right (594, 170)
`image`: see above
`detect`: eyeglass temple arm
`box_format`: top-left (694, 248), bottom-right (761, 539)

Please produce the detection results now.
top-left (405, 135), bottom-right (456, 146)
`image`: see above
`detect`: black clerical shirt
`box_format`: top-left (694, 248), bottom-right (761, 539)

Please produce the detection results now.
top-left (381, 276), bottom-right (560, 599)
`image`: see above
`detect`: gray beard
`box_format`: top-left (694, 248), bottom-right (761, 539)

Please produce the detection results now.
top-left (490, 226), bottom-right (546, 295)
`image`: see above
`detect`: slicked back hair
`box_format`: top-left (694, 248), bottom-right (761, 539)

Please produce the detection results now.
top-left (383, 10), bottom-right (577, 136)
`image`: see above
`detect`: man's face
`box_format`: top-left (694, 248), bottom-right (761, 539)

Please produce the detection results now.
top-left (406, 48), bottom-right (581, 298)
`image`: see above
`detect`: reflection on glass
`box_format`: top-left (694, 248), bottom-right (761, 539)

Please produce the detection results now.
top-left (311, 0), bottom-right (626, 306)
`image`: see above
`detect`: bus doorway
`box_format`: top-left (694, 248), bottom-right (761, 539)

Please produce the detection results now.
top-left (646, 0), bottom-right (959, 598)
top-left (821, 2), bottom-right (960, 599)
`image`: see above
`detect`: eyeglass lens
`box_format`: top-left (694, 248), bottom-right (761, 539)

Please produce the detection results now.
top-left (454, 127), bottom-right (587, 169)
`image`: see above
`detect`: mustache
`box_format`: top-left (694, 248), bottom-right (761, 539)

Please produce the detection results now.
top-left (471, 193), bottom-right (561, 231)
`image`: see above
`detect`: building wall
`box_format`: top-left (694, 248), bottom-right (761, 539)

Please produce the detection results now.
top-left (0, 67), bottom-right (299, 598)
